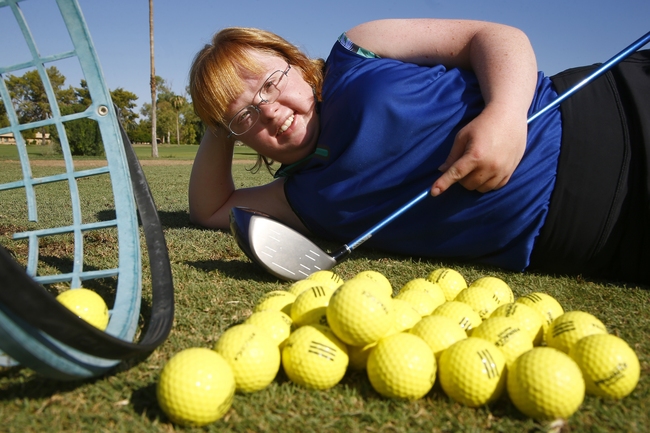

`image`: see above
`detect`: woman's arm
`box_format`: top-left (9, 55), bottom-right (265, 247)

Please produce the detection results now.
top-left (188, 127), bottom-right (307, 232)
top-left (346, 19), bottom-right (538, 195)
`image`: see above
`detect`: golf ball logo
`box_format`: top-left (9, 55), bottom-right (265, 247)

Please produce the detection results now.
top-left (233, 332), bottom-right (257, 361)
top-left (518, 293), bottom-right (563, 325)
top-left (594, 362), bottom-right (629, 388)
top-left (312, 286), bottom-right (328, 297)
top-left (493, 327), bottom-right (519, 348)
top-left (282, 325), bottom-right (349, 389)
top-left (550, 319), bottom-right (606, 338)
top-left (308, 340), bottom-right (342, 362)
top-left (365, 291), bottom-right (389, 313)
top-left (439, 338), bottom-right (507, 407)
top-left (477, 348), bottom-right (501, 379)
top-left (459, 317), bottom-right (472, 330)
top-left (291, 285), bottom-right (334, 328)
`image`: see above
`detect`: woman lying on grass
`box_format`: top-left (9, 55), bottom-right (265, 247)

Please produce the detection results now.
top-left (188, 19), bottom-right (650, 285)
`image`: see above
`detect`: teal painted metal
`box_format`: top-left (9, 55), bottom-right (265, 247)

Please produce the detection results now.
top-left (0, 0), bottom-right (143, 378)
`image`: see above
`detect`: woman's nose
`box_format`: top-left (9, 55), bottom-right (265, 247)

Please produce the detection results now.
top-left (257, 101), bottom-right (279, 122)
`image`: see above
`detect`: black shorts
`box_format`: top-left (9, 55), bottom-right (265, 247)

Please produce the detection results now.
top-left (529, 50), bottom-right (650, 285)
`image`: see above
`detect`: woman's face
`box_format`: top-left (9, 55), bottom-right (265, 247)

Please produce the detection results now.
top-left (225, 50), bottom-right (320, 164)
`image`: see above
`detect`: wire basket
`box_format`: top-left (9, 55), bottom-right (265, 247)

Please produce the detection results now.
top-left (0, 0), bottom-right (173, 380)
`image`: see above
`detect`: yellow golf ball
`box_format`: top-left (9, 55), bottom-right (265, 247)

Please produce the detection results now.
top-left (490, 302), bottom-right (545, 346)
top-left (432, 301), bottom-right (482, 333)
top-left (399, 279), bottom-right (446, 306)
top-left (306, 270), bottom-right (344, 289)
top-left (282, 325), bottom-right (348, 389)
top-left (287, 279), bottom-right (323, 297)
top-left (347, 341), bottom-right (377, 371)
top-left (546, 311), bottom-right (608, 354)
top-left (56, 288), bottom-right (109, 331)
top-left (394, 282), bottom-right (445, 317)
top-left (254, 290), bottom-right (296, 316)
top-left (244, 310), bottom-right (293, 348)
top-left (569, 334), bottom-right (640, 399)
top-left (410, 314), bottom-right (467, 360)
top-left (353, 270), bottom-right (393, 298)
top-left (326, 279), bottom-right (393, 346)
top-left (507, 347), bottom-right (585, 421)
top-left (469, 276), bottom-right (514, 306)
top-left (157, 348), bottom-right (235, 427)
top-left (516, 292), bottom-right (564, 340)
top-left (367, 333), bottom-right (436, 400)
top-left (426, 268), bottom-right (467, 301)
top-left (438, 337), bottom-right (507, 407)
top-left (214, 324), bottom-right (281, 393)
top-left (290, 285), bottom-right (335, 328)
top-left (390, 298), bottom-right (423, 334)
top-left (455, 286), bottom-right (500, 320)
top-left (471, 316), bottom-right (533, 367)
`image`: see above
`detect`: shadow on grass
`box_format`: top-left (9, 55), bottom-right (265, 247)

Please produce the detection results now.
top-left (130, 382), bottom-right (166, 423)
top-left (183, 244), bottom-right (506, 283)
top-left (337, 370), bottom-right (529, 424)
top-left (97, 209), bottom-right (190, 230)
top-left (185, 258), bottom-right (282, 283)
top-left (0, 368), bottom-right (104, 401)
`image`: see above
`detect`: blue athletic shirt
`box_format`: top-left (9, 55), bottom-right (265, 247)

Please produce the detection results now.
top-left (283, 34), bottom-right (562, 271)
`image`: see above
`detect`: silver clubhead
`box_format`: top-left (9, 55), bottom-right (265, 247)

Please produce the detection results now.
top-left (230, 207), bottom-right (336, 281)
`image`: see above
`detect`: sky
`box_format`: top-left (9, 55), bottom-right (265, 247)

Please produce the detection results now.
top-left (1, 0), bottom-right (649, 112)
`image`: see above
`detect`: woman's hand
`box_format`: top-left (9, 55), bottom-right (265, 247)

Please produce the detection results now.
top-left (431, 105), bottom-right (528, 196)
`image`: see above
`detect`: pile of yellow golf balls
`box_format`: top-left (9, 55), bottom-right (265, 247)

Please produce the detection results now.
top-left (156, 268), bottom-right (641, 427)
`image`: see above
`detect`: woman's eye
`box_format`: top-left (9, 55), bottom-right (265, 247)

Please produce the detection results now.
top-left (262, 80), bottom-right (277, 93)
top-left (237, 110), bottom-right (252, 124)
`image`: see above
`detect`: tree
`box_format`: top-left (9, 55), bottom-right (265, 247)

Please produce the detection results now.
top-left (6, 66), bottom-right (75, 144)
top-left (54, 105), bottom-right (104, 156)
top-left (0, 98), bottom-right (8, 128)
top-left (4, 66), bottom-right (142, 155)
top-left (110, 87), bottom-right (139, 132)
top-left (139, 77), bottom-right (185, 144)
top-left (130, 118), bottom-right (153, 144)
top-left (184, 84), bottom-right (204, 144)
top-left (171, 95), bottom-right (185, 144)
top-left (50, 79), bottom-right (103, 156)
top-left (149, 0), bottom-right (158, 157)
top-left (74, 80), bottom-right (139, 133)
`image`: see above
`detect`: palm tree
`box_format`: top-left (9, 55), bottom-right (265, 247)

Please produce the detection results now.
top-left (172, 95), bottom-right (185, 144)
top-left (149, 0), bottom-right (158, 157)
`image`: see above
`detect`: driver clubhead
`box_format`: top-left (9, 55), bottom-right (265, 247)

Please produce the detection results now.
top-left (229, 207), bottom-right (336, 281)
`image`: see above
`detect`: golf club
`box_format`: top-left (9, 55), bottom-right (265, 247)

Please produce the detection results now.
top-left (231, 30), bottom-right (650, 281)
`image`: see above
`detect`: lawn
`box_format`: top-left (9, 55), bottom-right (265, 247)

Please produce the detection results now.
top-left (0, 143), bottom-right (257, 161)
top-left (0, 158), bottom-right (648, 433)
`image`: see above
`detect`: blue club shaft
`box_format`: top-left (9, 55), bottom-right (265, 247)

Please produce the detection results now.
top-left (341, 30), bottom-right (650, 255)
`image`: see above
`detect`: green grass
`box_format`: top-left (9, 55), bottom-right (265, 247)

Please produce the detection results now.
top-left (0, 160), bottom-right (649, 433)
top-left (0, 143), bottom-right (258, 161)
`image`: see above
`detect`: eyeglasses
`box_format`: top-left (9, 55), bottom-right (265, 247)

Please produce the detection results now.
top-left (227, 63), bottom-right (291, 137)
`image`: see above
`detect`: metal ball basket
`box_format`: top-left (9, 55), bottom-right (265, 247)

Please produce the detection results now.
top-left (0, 0), bottom-right (173, 380)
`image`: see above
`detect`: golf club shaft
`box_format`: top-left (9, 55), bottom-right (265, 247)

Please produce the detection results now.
top-left (528, 30), bottom-right (650, 123)
top-left (336, 30), bottom-right (650, 258)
